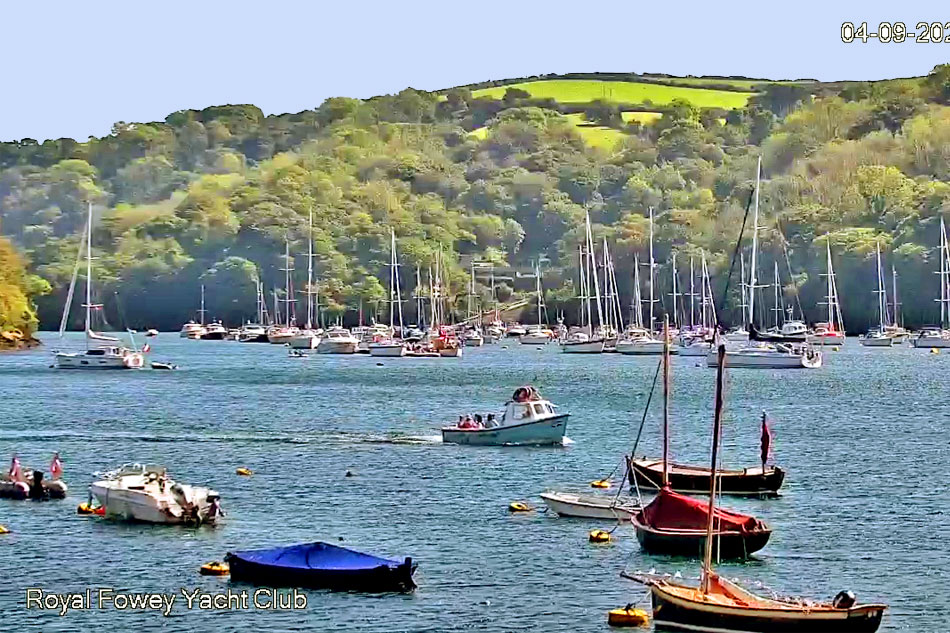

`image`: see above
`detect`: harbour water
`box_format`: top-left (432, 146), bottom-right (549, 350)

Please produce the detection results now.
top-left (1, 333), bottom-right (946, 632)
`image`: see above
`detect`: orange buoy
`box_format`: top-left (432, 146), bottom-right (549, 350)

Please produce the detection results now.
top-left (77, 502), bottom-right (105, 516)
top-left (199, 561), bottom-right (230, 576)
top-left (590, 479), bottom-right (610, 489)
top-left (589, 529), bottom-right (611, 543)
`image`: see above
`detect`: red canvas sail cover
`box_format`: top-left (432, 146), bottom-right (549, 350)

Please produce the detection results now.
top-left (641, 487), bottom-right (760, 533)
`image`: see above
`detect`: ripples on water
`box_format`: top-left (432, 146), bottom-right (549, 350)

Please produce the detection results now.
top-left (0, 334), bottom-right (947, 632)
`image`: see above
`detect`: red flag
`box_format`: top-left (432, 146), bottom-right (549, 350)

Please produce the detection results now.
top-left (142, 343), bottom-right (151, 353)
top-left (9, 454), bottom-right (21, 481)
top-left (760, 413), bottom-right (772, 467)
top-left (50, 453), bottom-right (63, 480)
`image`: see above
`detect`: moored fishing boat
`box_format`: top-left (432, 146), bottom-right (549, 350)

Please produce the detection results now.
top-left (90, 463), bottom-right (222, 525)
top-left (441, 386), bottom-right (568, 446)
top-left (225, 542), bottom-right (416, 592)
top-left (629, 459), bottom-right (784, 497)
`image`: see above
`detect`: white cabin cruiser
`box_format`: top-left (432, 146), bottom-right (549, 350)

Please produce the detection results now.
top-left (463, 328), bottom-right (484, 347)
top-left (288, 329), bottom-right (321, 349)
top-left (708, 342), bottom-right (822, 369)
top-left (506, 324), bottom-right (527, 338)
top-left (520, 327), bottom-right (553, 345)
top-left (238, 323), bottom-right (269, 343)
top-left (56, 343), bottom-right (145, 369)
top-left (807, 323), bottom-right (845, 346)
top-left (912, 327), bottom-right (950, 348)
top-left (202, 321), bottom-right (228, 340)
top-left (560, 330), bottom-right (605, 354)
top-left (441, 386), bottom-right (569, 446)
top-left (90, 464), bottom-right (222, 525)
top-left (859, 328), bottom-right (893, 347)
top-left (317, 327), bottom-right (359, 354)
top-left (180, 321), bottom-right (205, 339)
top-left (267, 326), bottom-right (299, 345)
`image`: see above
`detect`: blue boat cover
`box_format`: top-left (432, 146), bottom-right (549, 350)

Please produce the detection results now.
top-left (230, 542), bottom-right (402, 571)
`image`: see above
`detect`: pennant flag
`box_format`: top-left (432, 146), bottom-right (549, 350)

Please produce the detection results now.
top-left (50, 452), bottom-right (63, 480)
top-left (760, 413), bottom-right (773, 467)
top-left (9, 454), bottom-right (21, 481)
top-left (142, 343), bottom-right (151, 353)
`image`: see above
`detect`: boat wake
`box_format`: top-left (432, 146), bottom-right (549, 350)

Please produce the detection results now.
top-left (0, 430), bottom-right (440, 446)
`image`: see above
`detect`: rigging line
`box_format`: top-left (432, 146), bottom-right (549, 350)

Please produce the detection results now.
top-left (59, 225), bottom-right (86, 337)
top-left (776, 219), bottom-right (805, 321)
top-left (715, 184), bottom-right (756, 327)
top-left (630, 357), bottom-right (663, 459)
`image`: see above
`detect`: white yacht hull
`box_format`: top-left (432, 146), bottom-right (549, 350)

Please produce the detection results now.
top-left (316, 340), bottom-right (358, 354)
top-left (520, 334), bottom-right (551, 345)
top-left (442, 414), bottom-right (568, 446)
top-left (859, 336), bottom-right (893, 347)
top-left (539, 491), bottom-right (639, 520)
top-left (709, 348), bottom-right (822, 368)
top-left (616, 340), bottom-right (677, 355)
top-left (678, 342), bottom-right (712, 357)
top-left (369, 343), bottom-right (406, 357)
top-left (438, 347), bottom-right (463, 358)
top-left (807, 332), bottom-right (845, 345)
top-left (55, 352), bottom-right (144, 369)
top-left (561, 340), bottom-right (605, 354)
top-left (90, 484), bottom-right (217, 525)
top-left (913, 335), bottom-right (950, 348)
top-left (463, 336), bottom-right (484, 347)
top-left (288, 334), bottom-right (320, 349)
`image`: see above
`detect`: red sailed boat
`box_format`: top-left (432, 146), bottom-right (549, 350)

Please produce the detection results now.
top-left (632, 486), bottom-right (771, 559)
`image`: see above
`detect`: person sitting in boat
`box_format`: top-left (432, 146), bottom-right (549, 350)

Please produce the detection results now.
top-left (484, 414), bottom-right (498, 428)
top-left (474, 414), bottom-right (484, 428)
top-left (206, 496), bottom-right (225, 520)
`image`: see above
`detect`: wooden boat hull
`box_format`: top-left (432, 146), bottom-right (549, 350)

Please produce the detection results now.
top-left (442, 414), bottom-right (569, 446)
top-left (633, 517), bottom-right (770, 559)
top-left (539, 491), bottom-right (639, 519)
top-left (630, 460), bottom-right (784, 497)
top-left (650, 583), bottom-right (885, 633)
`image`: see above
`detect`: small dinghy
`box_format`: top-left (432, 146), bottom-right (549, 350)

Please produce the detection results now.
top-left (540, 491), bottom-right (640, 520)
top-left (0, 455), bottom-right (67, 500)
top-left (225, 542), bottom-right (416, 592)
top-left (150, 362), bottom-right (177, 370)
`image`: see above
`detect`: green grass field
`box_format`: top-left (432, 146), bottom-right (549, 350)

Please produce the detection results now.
top-left (562, 114), bottom-right (626, 150)
top-left (471, 80), bottom-right (753, 109)
top-left (621, 111), bottom-right (662, 124)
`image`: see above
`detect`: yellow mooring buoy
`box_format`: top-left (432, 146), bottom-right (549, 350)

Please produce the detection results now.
top-left (931, 348), bottom-right (940, 354)
top-left (236, 467), bottom-right (253, 476)
top-left (607, 605), bottom-right (649, 627)
top-left (832, 346), bottom-right (840, 352)
top-left (508, 501), bottom-right (532, 513)
top-left (589, 529), bottom-right (611, 543)
top-left (0, 525), bottom-right (9, 534)
top-left (199, 561), bottom-right (230, 576)
top-left (590, 479), bottom-right (610, 489)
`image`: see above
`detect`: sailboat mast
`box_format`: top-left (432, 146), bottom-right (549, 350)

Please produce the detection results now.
top-left (689, 255), bottom-right (695, 329)
top-left (941, 218), bottom-right (948, 329)
top-left (748, 156), bottom-right (761, 327)
top-left (649, 207), bottom-right (656, 334)
top-left (586, 212), bottom-right (604, 332)
top-left (394, 231), bottom-right (404, 333)
top-left (891, 265), bottom-right (899, 328)
top-left (876, 242), bottom-right (886, 330)
top-left (536, 262), bottom-right (543, 329)
top-left (85, 203), bottom-right (93, 348)
top-left (662, 314), bottom-right (670, 488)
top-left (772, 261), bottom-right (781, 329)
top-left (826, 238), bottom-right (834, 328)
top-left (578, 243), bottom-right (587, 331)
top-left (632, 253), bottom-right (642, 329)
top-left (670, 252), bottom-right (679, 329)
top-left (200, 284), bottom-right (206, 326)
top-left (702, 344), bottom-right (727, 594)
top-left (306, 208), bottom-right (314, 330)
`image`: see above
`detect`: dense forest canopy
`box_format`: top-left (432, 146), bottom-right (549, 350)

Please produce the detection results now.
top-left (4, 66), bottom-right (950, 333)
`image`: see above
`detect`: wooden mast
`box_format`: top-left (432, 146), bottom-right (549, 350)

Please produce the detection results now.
top-left (662, 313), bottom-right (670, 488)
top-left (702, 344), bottom-right (727, 594)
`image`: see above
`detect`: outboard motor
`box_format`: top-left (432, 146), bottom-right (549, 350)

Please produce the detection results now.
top-left (29, 470), bottom-right (49, 500)
top-left (833, 590), bottom-right (856, 609)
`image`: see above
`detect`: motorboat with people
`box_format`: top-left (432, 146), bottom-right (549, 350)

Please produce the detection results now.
top-left (201, 321), bottom-right (228, 340)
top-left (0, 454), bottom-right (68, 500)
top-left (441, 386), bottom-right (569, 446)
top-left (89, 463), bottom-right (223, 525)
top-left (316, 327), bottom-right (360, 354)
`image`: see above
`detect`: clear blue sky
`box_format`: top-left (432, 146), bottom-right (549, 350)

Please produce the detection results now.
top-left (4, 1), bottom-right (950, 141)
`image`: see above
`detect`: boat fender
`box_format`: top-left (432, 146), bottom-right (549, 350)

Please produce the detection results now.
top-left (590, 479), bottom-right (610, 489)
top-left (508, 501), bottom-right (532, 513)
top-left (607, 605), bottom-right (649, 627)
top-left (931, 348), bottom-right (939, 354)
top-left (589, 529), bottom-right (611, 543)
top-left (235, 467), bottom-right (253, 476)
top-left (833, 590), bottom-right (856, 609)
top-left (199, 561), bottom-right (230, 576)
top-left (0, 525), bottom-right (8, 534)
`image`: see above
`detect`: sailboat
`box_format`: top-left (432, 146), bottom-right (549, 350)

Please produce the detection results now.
top-left (913, 217), bottom-right (950, 348)
top-left (289, 208), bottom-right (322, 349)
top-left (563, 211), bottom-right (606, 353)
top-left (55, 204), bottom-right (145, 369)
top-left (679, 253), bottom-right (716, 356)
top-left (859, 242), bottom-right (893, 347)
top-left (199, 286), bottom-right (228, 340)
top-left (710, 158), bottom-right (821, 368)
top-left (370, 230), bottom-right (408, 357)
top-left (180, 285), bottom-right (208, 339)
top-left (808, 237), bottom-right (846, 345)
top-left (521, 263), bottom-right (553, 344)
top-left (884, 265), bottom-right (908, 343)
top-left (625, 346), bottom-right (887, 633)
top-left (617, 207), bottom-right (671, 355)
top-left (268, 241), bottom-right (300, 344)
top-left (631, 319), bottom-right (771, 559)
top-left (462, 262), bottom-right (485, 347)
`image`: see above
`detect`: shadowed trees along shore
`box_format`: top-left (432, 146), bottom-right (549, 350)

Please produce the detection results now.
top-left (4, 68), bottom-right (950, 331)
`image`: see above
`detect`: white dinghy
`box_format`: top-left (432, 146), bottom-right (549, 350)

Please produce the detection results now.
top-left (90, 464), bottom-right (222, 525)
